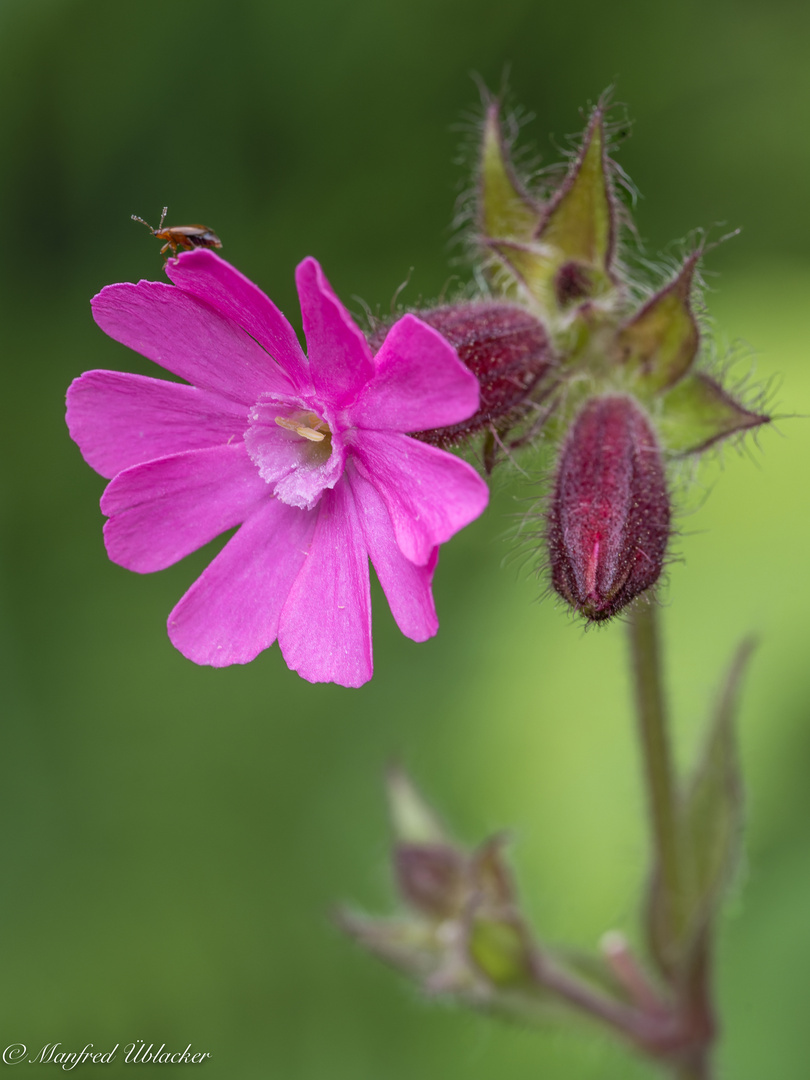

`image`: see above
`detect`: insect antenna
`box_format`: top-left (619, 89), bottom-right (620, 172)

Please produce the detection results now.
top-left (131, 214), bottom-right (154, 233)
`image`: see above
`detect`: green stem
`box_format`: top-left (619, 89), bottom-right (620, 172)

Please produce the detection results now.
top-left (628, 604), bottom-right (717, 1078)
top-left (627, 603), bottom-right (683, 938)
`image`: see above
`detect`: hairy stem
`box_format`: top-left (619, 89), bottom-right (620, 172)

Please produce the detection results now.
top-left (529, 951), bottom-right (675, 1050)
top-left (627, 602), bottom-right (683, 925)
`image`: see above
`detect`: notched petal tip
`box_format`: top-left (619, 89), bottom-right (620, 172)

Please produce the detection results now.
top-left (406, 303), bottom-right (554, 448)
top-left (278, 482), bottom-right (373, 688)
top-left (353, 431), bottom-right (489, 567)
top-left (355, 312), bottom-right (481, 434)
top-left (163, 245), bottom-right (224, 272)
top-left (294, 256), bottom-right (375, 406)
top-left (164, 248), bottom-right (310, 392)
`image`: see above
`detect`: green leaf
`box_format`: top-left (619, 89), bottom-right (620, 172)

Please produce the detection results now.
top-left (682, 640), bottom-right (753, 913)
top-left (536, 108), bottom-right (615, 274)
top-left (656, 373), bottom-right (770, 454)
top-left (647, 641), bottom-right (755, 977)
top-left (479, 102), bottom-right (541, 243)
top-left (616, 256), bottom-right (700, 391)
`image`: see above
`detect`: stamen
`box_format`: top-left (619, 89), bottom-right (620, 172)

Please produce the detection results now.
top-left (275, 413), bottom-right (329, 442)
top-left (295, 426), bottom-right (326, 442)
top-left (274, 416), bottom-right (301, 433)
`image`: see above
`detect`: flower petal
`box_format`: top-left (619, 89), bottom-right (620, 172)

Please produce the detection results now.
top-left (351, 430), bottom-right (489, 565)
top-left (165, 249), bottom-right (311, 391)
top-left (278, 480), bottom-right (373, 687)
top-left (167, 497), bottom-right (316, 667)
top-left (101, 443), bottom-right (269, 572)
top-left (295, 257), bottom-right (374, 407)
top-left (66, 369), bottom-right (247, 479)
top-left (349, 469), bottom-right (438, 642)
top-left (91, 281), bottom-right (294, 405)
top-left (350, 314), bottom-right (480, 432)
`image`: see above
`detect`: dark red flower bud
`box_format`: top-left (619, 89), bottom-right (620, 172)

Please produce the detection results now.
top-left (373, 303), bottom-right (553, 447)
top-left (547, 396), bottom-right (670, 621)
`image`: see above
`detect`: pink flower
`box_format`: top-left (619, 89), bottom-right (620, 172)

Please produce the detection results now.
top-left (67, 251), bottom-right (489, 687)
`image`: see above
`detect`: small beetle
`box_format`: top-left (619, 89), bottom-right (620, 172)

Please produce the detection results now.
top-left (131, 206), bottom-right (222, 259)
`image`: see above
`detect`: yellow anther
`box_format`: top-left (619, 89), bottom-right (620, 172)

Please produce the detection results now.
top-left (275, 416), bottom-right (300, 433)
top-left (275, 414), bottom-right (329, 442)
top-left (295, 425), bottom-right (326, 442)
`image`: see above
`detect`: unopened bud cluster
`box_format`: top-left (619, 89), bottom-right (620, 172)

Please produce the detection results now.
top-left (383, 93), bottom-right (769, 621)
top-left (340, 770), bottom-right (693, 1050)
top-left (340, 770), bottom-right (538, 999)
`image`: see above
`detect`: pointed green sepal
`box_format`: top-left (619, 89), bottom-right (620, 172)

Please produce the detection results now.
top-left (385, 765), bottom-right (450, 844)
top-left (479, 105), bottom-right (617, 311)
top-left (479, 102), bottom-right (541, 243)
top-left (336, 909), bottom-right (439, 979)
top-left (533, 107), bottom-right (616, 302)
top-left (647, 641), bottom-right (755, 977)
top-left (656, 373), bottom-right (770, 454)
top-left (616, 256), bottom-right (700, 391)
top-left (481, 238), bottom-right (555, 305)
top-left (471, 834), bottom-right (515, 908)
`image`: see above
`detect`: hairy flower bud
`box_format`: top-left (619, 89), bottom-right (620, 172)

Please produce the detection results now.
top-left (547, 396), bottom-right (670, 621)
top-left (373, 303), bottom-right (552, 448)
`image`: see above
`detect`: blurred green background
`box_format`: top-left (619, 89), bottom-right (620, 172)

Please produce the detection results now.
top-left (1, 0), bottom-right (809, 1076)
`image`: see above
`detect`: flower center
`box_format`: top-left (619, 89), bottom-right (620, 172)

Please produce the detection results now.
top-left (244, 398), bottom-right (343, 511)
